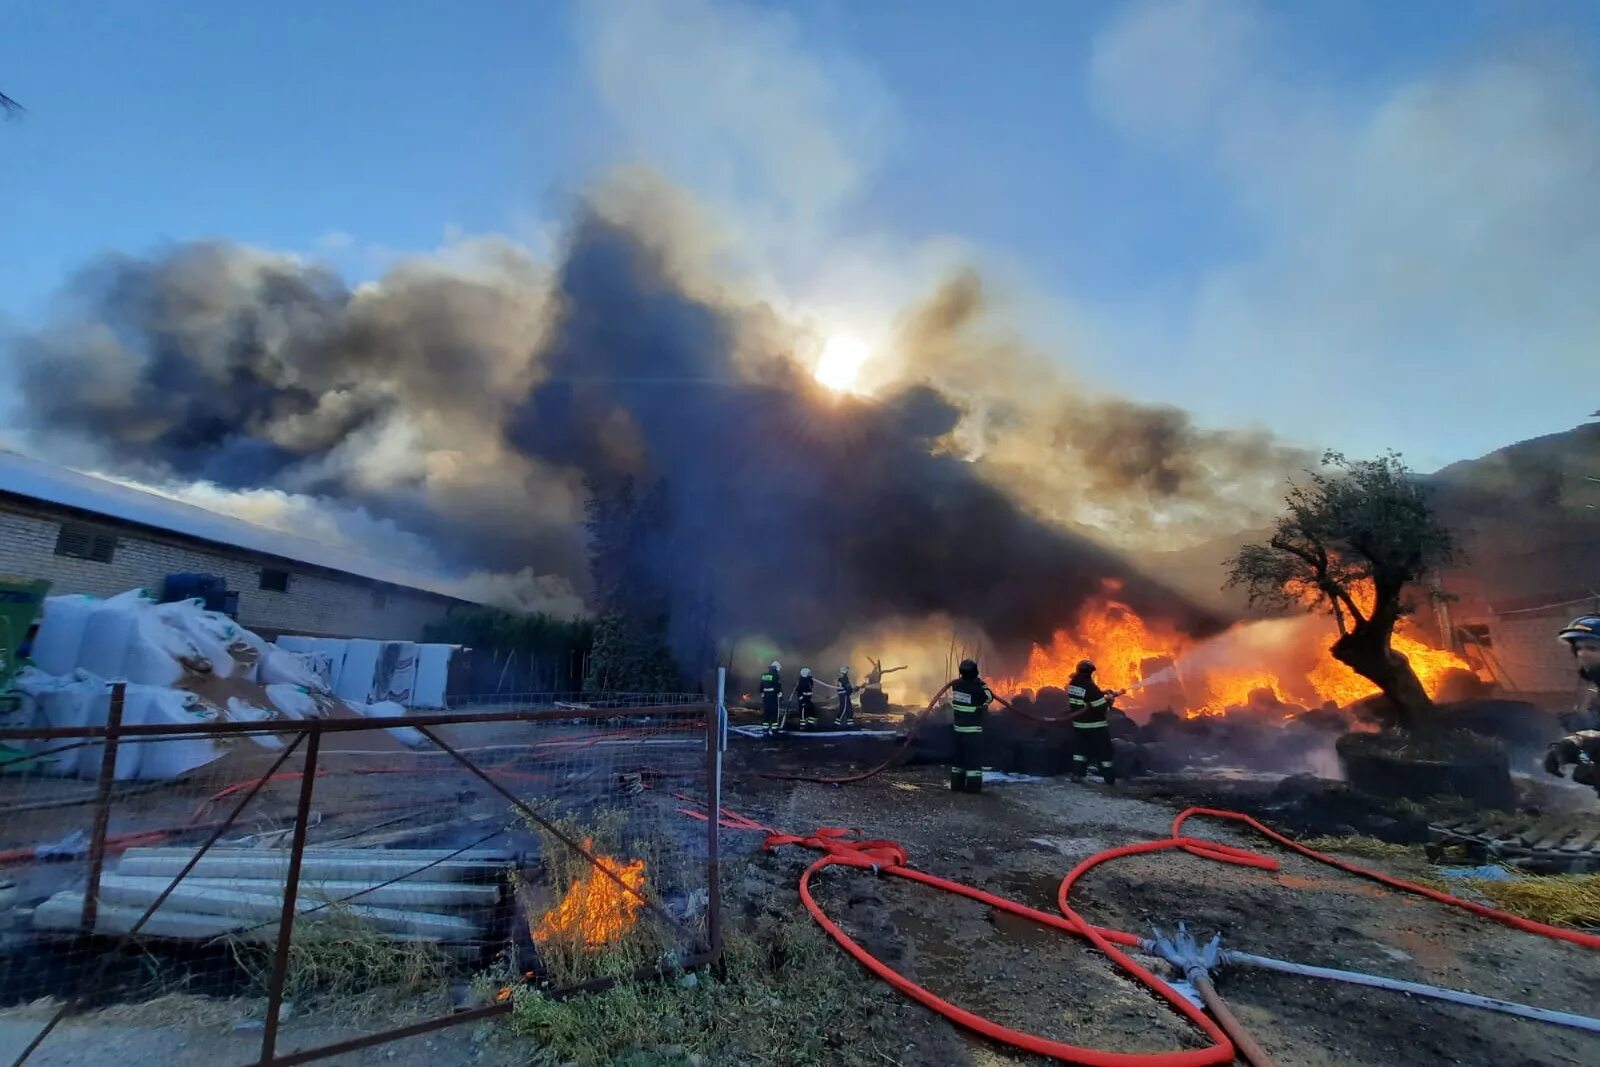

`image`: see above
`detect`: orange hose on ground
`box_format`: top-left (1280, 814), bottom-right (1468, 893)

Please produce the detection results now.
top-left (767, 827), bottom-right (1237, 1066)
top-left (726, 787), bottom-right (1600, 1063)
top-left (1166, 807), bottom-right (1600, 951)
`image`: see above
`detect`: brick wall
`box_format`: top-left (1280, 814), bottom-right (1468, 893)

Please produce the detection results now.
top-left (0, 500), bottom-right (459, 641)
top-left (1473, 606), bottom-right (1596, 712)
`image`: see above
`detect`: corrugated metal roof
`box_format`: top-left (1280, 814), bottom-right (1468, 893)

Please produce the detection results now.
top-left (0, 449), bottom-right (476, 603)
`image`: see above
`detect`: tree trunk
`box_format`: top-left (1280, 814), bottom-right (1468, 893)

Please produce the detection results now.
top-left (1331, 622), bottom-right (1432, 730)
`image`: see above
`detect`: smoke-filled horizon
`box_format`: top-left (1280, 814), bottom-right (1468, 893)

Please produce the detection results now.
top-left (5, 187), bottom-right (1321, 668)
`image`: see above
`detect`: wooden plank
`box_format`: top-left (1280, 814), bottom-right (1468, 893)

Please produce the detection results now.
top-left (1559, 824), bottom-right (1600, 852)
top-left (1501, 820), bottom-right (1548, 847)
top-left (1530, 824), bottom-right (1577, 851)
top-left (1481, 817), bottom-right (1531, 841)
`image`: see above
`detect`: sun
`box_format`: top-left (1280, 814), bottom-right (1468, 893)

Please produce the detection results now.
top-left (813, 333), bottom-right (871, 393)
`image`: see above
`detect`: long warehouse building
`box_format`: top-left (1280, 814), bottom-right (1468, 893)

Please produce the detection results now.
top-left (0, 449), bottom-right (478, 641)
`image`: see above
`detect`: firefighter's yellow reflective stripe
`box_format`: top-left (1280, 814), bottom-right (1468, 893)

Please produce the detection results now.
top-left (1072, 754), bottom-right (1088, 761)
top-left (1091, 697), bottom-right (1108, 706)
top-left (1073, 720), bottom-right (1109, 729)
top-left (953, 725), bottom-right (983, 734)
top-left (965, 770), bottom-right (982, 777)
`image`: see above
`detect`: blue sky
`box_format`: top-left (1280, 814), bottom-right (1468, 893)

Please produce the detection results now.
top-left (4, 0), bottom-right (1599, 471)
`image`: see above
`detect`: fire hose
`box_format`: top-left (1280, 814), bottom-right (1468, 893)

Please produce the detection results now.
top-left (735, 802), bottom-right (1600, 1064)
top-left (758, 682), bottom-right (954, 784)
top-left (757, 680), bottom-right (1103, 784)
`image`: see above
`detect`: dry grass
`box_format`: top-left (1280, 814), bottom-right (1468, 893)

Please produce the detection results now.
top-left (229, 910), bottom-right (453, 1005)
top-left (1296, 835), bottom-right (1422, 860)
top-left (505, 907), bottom-right (902, 1067)
top-left (1467, 874), bottom-right (1600, 928)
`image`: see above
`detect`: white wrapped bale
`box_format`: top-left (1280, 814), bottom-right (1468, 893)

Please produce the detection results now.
top-left (31, 594), bottom-right (98, 676)
top-left (335, 639), bottom-right (382, 703)
top-left (126, 685), bottom-right (222, 780)
top-left (411, 644), bottom-right (453, 709)
top-left (351, 699), bottom-right (427, 749)
top-left (77, 591), bottom-right (150, 680)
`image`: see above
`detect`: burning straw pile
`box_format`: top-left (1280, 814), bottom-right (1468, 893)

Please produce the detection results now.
top-left (514, 804), bottom-right (680, 988)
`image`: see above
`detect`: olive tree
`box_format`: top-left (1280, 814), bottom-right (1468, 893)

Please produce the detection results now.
top-left (1227, 452), bottom-right (1457, 729)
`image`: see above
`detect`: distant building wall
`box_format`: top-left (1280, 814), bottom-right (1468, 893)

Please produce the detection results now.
top-left (0, 496), bottom-right (460, 641)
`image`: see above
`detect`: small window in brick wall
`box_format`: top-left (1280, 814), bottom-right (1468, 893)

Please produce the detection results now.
top-left (371, 588), bottom-right (389, 610)
top-left (54, 523), bottom-right (117, 564)
top-left (259, 568), bottom-right (290, 593)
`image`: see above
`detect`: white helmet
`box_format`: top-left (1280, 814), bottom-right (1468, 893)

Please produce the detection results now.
top-left (839, 665), bottom-right (850, 675)
top-left (800, 667), bottom-right (812, 678)
top-left (770, 660), bottom-right (781, 671)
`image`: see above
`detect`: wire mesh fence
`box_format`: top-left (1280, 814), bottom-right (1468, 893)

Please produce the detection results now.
top-left (0, 690), bottom-right (718, 1065)
top-left (444, 691), bottom-right (707, 711)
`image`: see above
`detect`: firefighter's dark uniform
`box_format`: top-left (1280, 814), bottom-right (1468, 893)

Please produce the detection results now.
top-left (950, 674), bottom-right (994, 793)
top-left (836, 671), bottom-right (856, 728)
top-left (1067, 669), bottom-right (1115, 784)
top-left (1545, 730), bottom-right (1600, 799)
top-left (760, 667), bottom-right (782, 735)
top-left (794, 674), bottom-right (816, 730)
top-left (1561, 664), bottom-right (1600, 732)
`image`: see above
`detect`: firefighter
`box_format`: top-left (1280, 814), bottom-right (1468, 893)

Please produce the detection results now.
top-left (1557, 615), bottom-right (1600, 731)
top-left (1543, 730), bottom-right (1600, 801)
top-left (793, 667), bottom-right (817, 731)
top-left (1067, 659), bottom-right (1117, 785)
top-left (760, 660), bottom-right (783, 737)
top-left (950, 658), bottom-right (993, 793)
top-left (835, 666), bottom-right (856, 728)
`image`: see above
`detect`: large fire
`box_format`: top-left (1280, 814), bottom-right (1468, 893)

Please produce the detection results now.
top-left (998, 580), bottom-right (1476, 717)
top-left (532, 843), bottom-right (649, 948)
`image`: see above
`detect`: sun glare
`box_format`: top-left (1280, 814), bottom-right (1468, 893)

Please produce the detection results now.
top-left (814, 333), bottom-right (871, 393)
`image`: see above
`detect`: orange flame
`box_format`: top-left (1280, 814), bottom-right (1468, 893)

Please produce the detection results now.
top-left (998, 579), bottom-right (1475, 717)
top-left (532, 842), bottom-right (648, 948)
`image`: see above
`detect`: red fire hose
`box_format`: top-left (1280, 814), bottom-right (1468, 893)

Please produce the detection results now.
top-left (745, 799), bottom-right (1600, 1064)
top-left (765, 826), bottom-right (1237, 1066)
top-left (1163, 807), bottom-right (1600, 951)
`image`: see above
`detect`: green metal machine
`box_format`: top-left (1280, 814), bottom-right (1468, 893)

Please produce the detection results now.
top-left (0, 574), bottom-right (51, 714)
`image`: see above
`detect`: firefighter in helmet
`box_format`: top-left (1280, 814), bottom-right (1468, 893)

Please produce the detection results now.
top-left (835, 665), bottom-right (857, 728)
top-left (760, 660), bottom-right (783, 737)
top-left (793, 667), bottom-right (817, 731)
top-left (949, 658), bottom-right (994, 793)
top-left (1557, 615), bottom-right (1600, 732)
top-left (1067, 659), bottom-right (1118, 785)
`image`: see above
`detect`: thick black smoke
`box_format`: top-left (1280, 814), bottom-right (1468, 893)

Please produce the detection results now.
top-left (7, 207), bottom-right (1231, 666)
top-left (504, 212), bottom-right (1222, 658)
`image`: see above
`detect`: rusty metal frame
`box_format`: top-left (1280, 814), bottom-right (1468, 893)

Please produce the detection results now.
top-left (10, 732), bottom-right (309, 1067)
top-left (4, 701), bottom-right (718, 1067)
top-left (79, 681), bottom-right (126, 933)
top-left (0, 704), bottom-right (714, 742)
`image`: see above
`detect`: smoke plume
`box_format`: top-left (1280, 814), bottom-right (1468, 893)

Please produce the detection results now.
top-left (4, 188), bottom-right (1293, 668)
top-left (888, 271), bottom-right (1315, 548)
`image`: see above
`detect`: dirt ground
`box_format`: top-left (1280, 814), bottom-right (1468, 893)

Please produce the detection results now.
top-left (715, 761), bottom-right (1600, 1067)
top-left (3, 715), bottom-right (1598, 1065)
